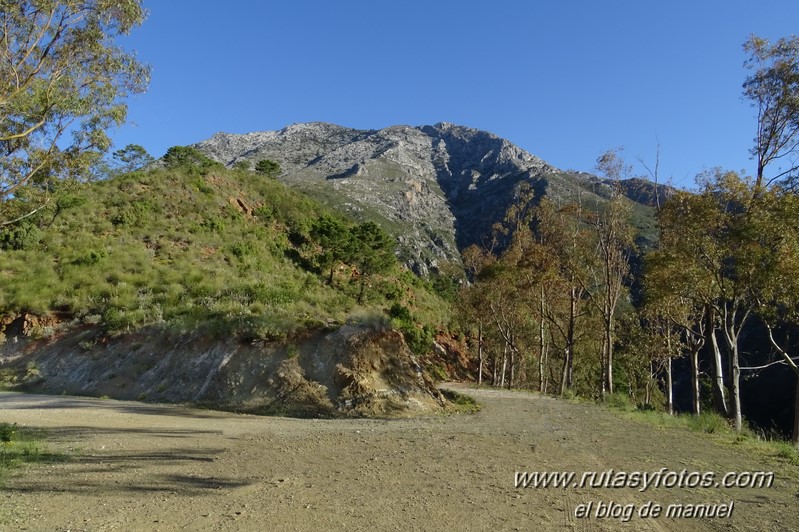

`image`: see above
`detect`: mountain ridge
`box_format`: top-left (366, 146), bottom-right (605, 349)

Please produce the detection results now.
top-left (193, 122), bottom-right (663, 274)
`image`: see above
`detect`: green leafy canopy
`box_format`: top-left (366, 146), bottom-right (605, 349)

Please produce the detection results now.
top-left (1, 0), bottom-right (150, 225)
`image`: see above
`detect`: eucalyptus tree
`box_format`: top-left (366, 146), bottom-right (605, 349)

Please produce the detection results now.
top-left (742, 34), bottom-right (799, 191)
top-left (532, 198), bottom-right (595, 394)
top-left (740, 34), bottom-right (799, 440)
top-left (1, 0), bottom-right (150, 225)
top-left (645, 181), bottom-right (730, 417)
top-left (584, 149), bottom-right (635, 397)
top-left (745, 187), bottom-right (799, 444)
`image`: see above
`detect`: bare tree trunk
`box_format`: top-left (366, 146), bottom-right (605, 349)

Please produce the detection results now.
top-left (604, 301), bottom-right (614, 397)
top-left (537, 332), bottom-right (545, 392)
top-left (794, 377), bottom-right (799, 447)
top-left (730, 344), bottom-right (743, 431)
top-left (679, 313), bottom-right (705, 416)
top-left (559, 348), bottom-right (569, 396)
top-left (607, 341), bottom-right (614, 395)
top-left (599, 320), bottom-right (608, 399)
top-left (539, 287), bottom-right (546, 393)
top-left (706, 306), bottom-right (729, 416)
top-left (499, 343), bottom-right (508, 388)
top-left (540, 341), bottom-right (548, 394)
top-left (566, 286), bottom-right (578, 389)
top-left (477, 322), bottom-right (483, 386)
top-left (665, 333), bottom-right (674, 415)
top-left (764, 323), bottom-right (799, 446)
top-left (690, 346), bottom-right (701, 415)
top-left (508, 337), bottom-right (515, 390)
top-left (492, 349), bottom-right (498, 387)
top-left (721, 303), bottom-right (749, 432)
top-left (666, 356), bottom-right (674, 416)
top-left (709, 328), bottom-right (729, 416)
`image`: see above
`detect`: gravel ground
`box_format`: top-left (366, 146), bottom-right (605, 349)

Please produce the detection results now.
top-left (1, 385), bottom-right (797, 531)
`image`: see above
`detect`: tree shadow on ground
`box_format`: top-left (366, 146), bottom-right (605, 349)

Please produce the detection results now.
top-left (0, 392), bottom-right (229, 419)
top-left (3, 436), bottom-right (255, 495)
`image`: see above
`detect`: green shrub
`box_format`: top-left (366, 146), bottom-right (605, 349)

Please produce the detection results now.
top-left (774, 442), bottom-right (799, 465)
top-left (111, 207), bottom-right (137, 226)
top-left (388, 303), bottom-right (434, 355)
top-left (56, 194), bottom-right (87, 211)
top-left (402, 324), bottom-right (435, 355)
top-left (229, 242), bottom-right (256, 259)
top-left (0, 222), bottom-right (41, 250)
top-left (193, 177), bottom-right (214, 194)
top-left (233, 160), bottom-right (251, 172)
top-left (74, 249), bottom-right (107, 265)
top-left (686, 411), bottom-right (733, 434)
top-left (102, 307), bottom-right (144, 332)
top-left (439, 388), bottom-right (481, 413)
top-left (388, 303), bottom-right (413, 322)
top-left (199, 217), bottom-right (225, 233)
top-left (0, 422), bottom-right (17, 443)
top-left (561, 388), bottom-right (578, 401)
top-left (255, 159), bottom-right (281, 178)
top-left (254, 205), bottom-right (274, 221)
top-left (430, 271), bottom-right (460, 302)
top-left (163, 146), bottom-right (219, 172)
top-left (605, 392), bottom-right (635, 411)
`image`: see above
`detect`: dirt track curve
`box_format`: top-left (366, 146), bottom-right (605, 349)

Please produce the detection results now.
top-left (2, 384), bottom-right (797, 531)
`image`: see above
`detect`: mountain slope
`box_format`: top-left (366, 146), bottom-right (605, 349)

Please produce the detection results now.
top-left (0, 160), bottom-right (448, 339)
top-left (195, 122), bottom-right (661, 274)
top-left (0, 159), bottom-right (454, 415)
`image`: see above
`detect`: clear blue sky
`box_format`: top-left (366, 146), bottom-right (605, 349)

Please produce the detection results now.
top-left (111, 1), bottom-right (799, 189)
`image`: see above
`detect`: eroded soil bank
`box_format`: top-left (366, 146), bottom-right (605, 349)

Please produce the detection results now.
top-left (1, 323), bottom-right (447, 418)
top-left (2, 385), bottom-right (798, 531)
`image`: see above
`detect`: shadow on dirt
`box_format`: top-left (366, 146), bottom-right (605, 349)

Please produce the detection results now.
top-left (0, 393), bottom-right (226, 419)
top-left (3, 437), bottom-right (252, 495)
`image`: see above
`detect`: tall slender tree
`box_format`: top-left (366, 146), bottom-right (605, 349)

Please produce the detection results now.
top-left (584, 149), bottom-right (634, 397)
top-left (742, 35), bottom-right (799, 191)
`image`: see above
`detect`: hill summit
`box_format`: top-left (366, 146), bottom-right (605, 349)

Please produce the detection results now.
top-left (193, 122), bottom-right (639, 275)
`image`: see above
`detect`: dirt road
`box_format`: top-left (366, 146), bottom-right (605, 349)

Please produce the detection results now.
top-left (1, 385), bottom-right (797, 531)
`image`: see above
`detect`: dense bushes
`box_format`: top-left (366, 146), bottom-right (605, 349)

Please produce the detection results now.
top-left (162, 146), bottom-right (220, 172)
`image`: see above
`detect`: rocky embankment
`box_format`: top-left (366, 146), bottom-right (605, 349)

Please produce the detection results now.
top-left (0, 316), bottom-right (447, 417)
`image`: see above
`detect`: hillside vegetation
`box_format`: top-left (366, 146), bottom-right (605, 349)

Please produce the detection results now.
top-left (0, 149), bottom-right (448, 349)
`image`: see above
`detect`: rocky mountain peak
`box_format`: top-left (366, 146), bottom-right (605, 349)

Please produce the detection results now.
top-left (192, 122), bottom-right (653, 275)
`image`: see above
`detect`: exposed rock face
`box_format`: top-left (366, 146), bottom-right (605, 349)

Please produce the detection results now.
top-left (194, 123), bottom-right (563, 275)
top-left (194, 122), bottom-right (660, 275)
top-left (1, 324), bottom-right (447, 418)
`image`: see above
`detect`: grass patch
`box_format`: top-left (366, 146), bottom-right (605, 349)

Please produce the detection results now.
top-left (611, 402), bottom-right (736, 436)
top-left (685, 411), bottom-right (734, 434)
top-left (604, 391), bottom-right (636, 412)
top-left (560, 388), bottom-right (579, 402)
top-left (605, 403), bottom-right (799, 469)
top-left (440, 388), bottom-right (481, 413)
top-left (0, 422), bottom-right (65, 485)
top-left (773, 441), bottom-right (799, 466)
